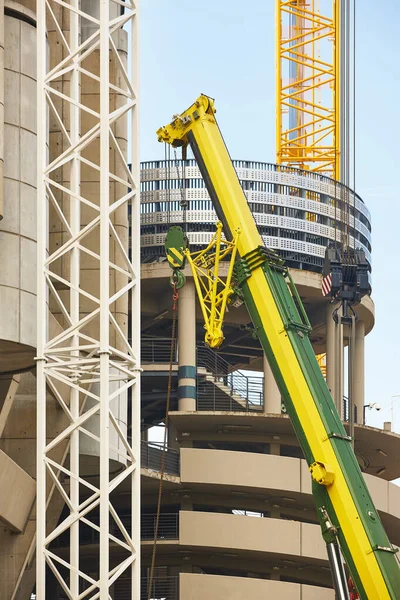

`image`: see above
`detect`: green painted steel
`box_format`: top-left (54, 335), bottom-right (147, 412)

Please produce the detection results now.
top-left (238, 255), bottom-right (400, 599)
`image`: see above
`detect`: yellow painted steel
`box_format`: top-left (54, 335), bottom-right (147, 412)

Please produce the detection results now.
top-left (317, 352), bottom-right (327, 378)
top-left (184, 222), bottom-right (239, 348)
top-left (276, 0), bottom-right (340, 180)
top-left (167, 247), bottom-right (184, 268)
top-left (157, 95), bottom-right (390, 598)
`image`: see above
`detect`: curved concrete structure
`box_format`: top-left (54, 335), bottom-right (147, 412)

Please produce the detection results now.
top-left (180, 573), bottom-right (334, 600)
top-left (179, 511), bottom-right (327, 561)
top-left (171, 413), bottom-right (400, 481)
top-left (135, 147), bottom-right (393, 596)
top-left (0, 5), bottom-right (37, 373)
top-left (140, 159), bottom-right (372, 272)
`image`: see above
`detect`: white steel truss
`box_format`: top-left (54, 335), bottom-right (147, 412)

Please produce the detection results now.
top-left (36, 1), bottom-right (140, 598)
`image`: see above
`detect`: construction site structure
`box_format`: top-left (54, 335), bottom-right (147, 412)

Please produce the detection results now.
top-left (0, 1), bottom-right (397, 599)
top-left (153, 94), bottom-right (400, 598)
top-left (0, 1), bottom-right (140, 598)
top-left (137, 155), bottom-right (400, 598)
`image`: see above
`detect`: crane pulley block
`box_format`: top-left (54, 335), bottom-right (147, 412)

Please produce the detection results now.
top-left (323, 246), bottom-right (371, 302)
top-left (322, 245), bottom-right (371, 324)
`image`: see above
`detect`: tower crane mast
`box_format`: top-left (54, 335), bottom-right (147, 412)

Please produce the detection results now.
top-left (276, 0), bottom-right (340, 179)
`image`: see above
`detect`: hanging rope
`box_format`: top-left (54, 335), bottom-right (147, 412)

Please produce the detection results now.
top-left (147, 282), bottom-right (179, 600)
top-left (174, 147), bottom-right (187, 231)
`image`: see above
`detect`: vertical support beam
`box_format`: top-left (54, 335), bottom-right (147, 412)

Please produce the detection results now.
top-left (348, 316), bottom-right (356, 446)
top-left (326, 302), bottom-right (336, 400)
top-left (69, 2), bottom-right (81, 595)
top-left (99, 2), bottom-right (110, 595)
top-left (36, 0), bottom-right (47, 595)
top-left (353, 320), bottom-right (365, 424)
top-left (178, 280), bottom-right (196, 411)
top-left (36, 2), bottom-right (140, 597)
top-left (130, 4), bottom-right (141, 598)
top-left (263, 354), bottom-right (281, 414)
top-left (334, 311), bottom-right (344, 418)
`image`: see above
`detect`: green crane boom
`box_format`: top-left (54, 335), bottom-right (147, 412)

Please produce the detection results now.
top-left (157, 94), bottom-right (400, 599)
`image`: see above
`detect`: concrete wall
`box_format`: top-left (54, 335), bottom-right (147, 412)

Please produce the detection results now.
top-left (180, 448), bottom-right (400, 528)
top-left (179, 511), bottom-right (328, 561)
top-left (0, 6), bottom-right (37, 373)
top-left (181, 447), bottom-right (304, 493)
top-left (180, 573), bottom-right (334, 600)
top-left (0, 448), bottom-right (35, 532)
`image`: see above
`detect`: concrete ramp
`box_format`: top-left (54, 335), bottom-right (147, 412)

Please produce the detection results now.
top-left (0, 449), bottom-right (35, 533)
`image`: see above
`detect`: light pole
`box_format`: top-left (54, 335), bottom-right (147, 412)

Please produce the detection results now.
top-left (363, 402), bottom-right (381, 425)
top-left (391, 395), bottom-right (400, 432)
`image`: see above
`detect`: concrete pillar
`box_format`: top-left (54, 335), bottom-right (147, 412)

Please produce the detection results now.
top-left (269, 443), bottom-right (280, 455)
top-left (178, 280), bottom-right (196, 411)
top-left (326, 302), bottom-right (336, 400)
top-left (263, 354), bottom-right (281, 414)
top-left (168, 421), bottom-right (180, 450)
top-left (353, 320), bottom-right (365, 424)
top-left (334, 308), bottom-right (344, 418)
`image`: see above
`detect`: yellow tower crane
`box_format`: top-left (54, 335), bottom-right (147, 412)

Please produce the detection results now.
top-left (276, 0), bottom-right (340, 179)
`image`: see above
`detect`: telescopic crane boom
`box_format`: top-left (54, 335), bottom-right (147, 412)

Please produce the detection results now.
top-left (157, 95), bottom-right (400, 599)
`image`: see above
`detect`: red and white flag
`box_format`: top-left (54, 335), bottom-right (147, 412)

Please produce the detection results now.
top-left (322, 273), bottom-right (332, 297)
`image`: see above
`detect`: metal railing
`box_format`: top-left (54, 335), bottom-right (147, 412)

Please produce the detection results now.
top-left (57, 576), bottom-right (179, 599)
top-left (197, 344), bottom-right (263, 412)
top-left (196, 343), bottom-right (230, 376)
top-left (142, 576), bottom-right (179, 600)
top-left (141, 440), bottom-right (180, 476)
top-left (54, 512), bottom-right (179, 549)
top-left (141, 337), bottom-right (264, 412)
top-left (343, 396), bottom-right (358, 424)
top-left (142, 337), bottom-right (178, 364)
top-left (196, 378), bottom-right (262, 412)
top-left (141, 513), bottom-right (179, 540)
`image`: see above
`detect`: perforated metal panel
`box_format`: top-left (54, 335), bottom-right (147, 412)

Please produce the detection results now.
top-left (140, 160), bottom-right (372, 273)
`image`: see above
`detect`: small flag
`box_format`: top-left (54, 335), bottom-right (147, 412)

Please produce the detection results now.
top-left (322, 273), bottom-right (332, 297)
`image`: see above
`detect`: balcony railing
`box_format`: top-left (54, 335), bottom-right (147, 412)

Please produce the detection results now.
top-left (142, 337), bottom-right (178, 364)
top-left (141, 513), bottom-right (179, 540)
top-left (141, 337), bottom-right (264, 413)
top-left (196, 378), bottom-right (262, 412)
top-left (56, 576), bottom-right (179, 600)
top-left (142, 576), bottom-right (179, 600)
top-left (141, 440), bottom-right (180, 476)
top-left (343, 396), bottom-right (358, 424)
top-left (53, 512), bottom-right (179, 549)
top-left (197, 344), bottom-right (262, 412)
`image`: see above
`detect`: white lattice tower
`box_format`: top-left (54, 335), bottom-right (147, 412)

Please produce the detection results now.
top-left (36, 1), bottom-right (140, 597)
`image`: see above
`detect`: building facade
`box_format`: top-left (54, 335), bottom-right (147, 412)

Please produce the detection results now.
top-left (0, 4), bottom-right (398, 598)
top-left (138, 159), bottom-right (400, 599)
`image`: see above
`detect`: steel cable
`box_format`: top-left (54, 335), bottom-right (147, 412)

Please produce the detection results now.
top-left (147, 284), bottom-right (179, 600)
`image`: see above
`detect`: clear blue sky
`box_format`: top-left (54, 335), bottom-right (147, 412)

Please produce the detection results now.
top-left (141, 1), bottom-right (400, 431)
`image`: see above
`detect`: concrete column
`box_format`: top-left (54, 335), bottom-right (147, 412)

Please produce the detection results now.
top-left (178, 280), bottom-right (196, 411)
top-left (333, 308), bottom-right (344, 418)
top-left (263, 354), bottom-right (281, 414)
top-left (269, 443), bottom-right (280, 455)
top-left (353, 320), bottom-right (365, 424)
top-left (168, 421), bottom-right (180, 450)
top-left (325, 302), bottom-right (336, 400)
